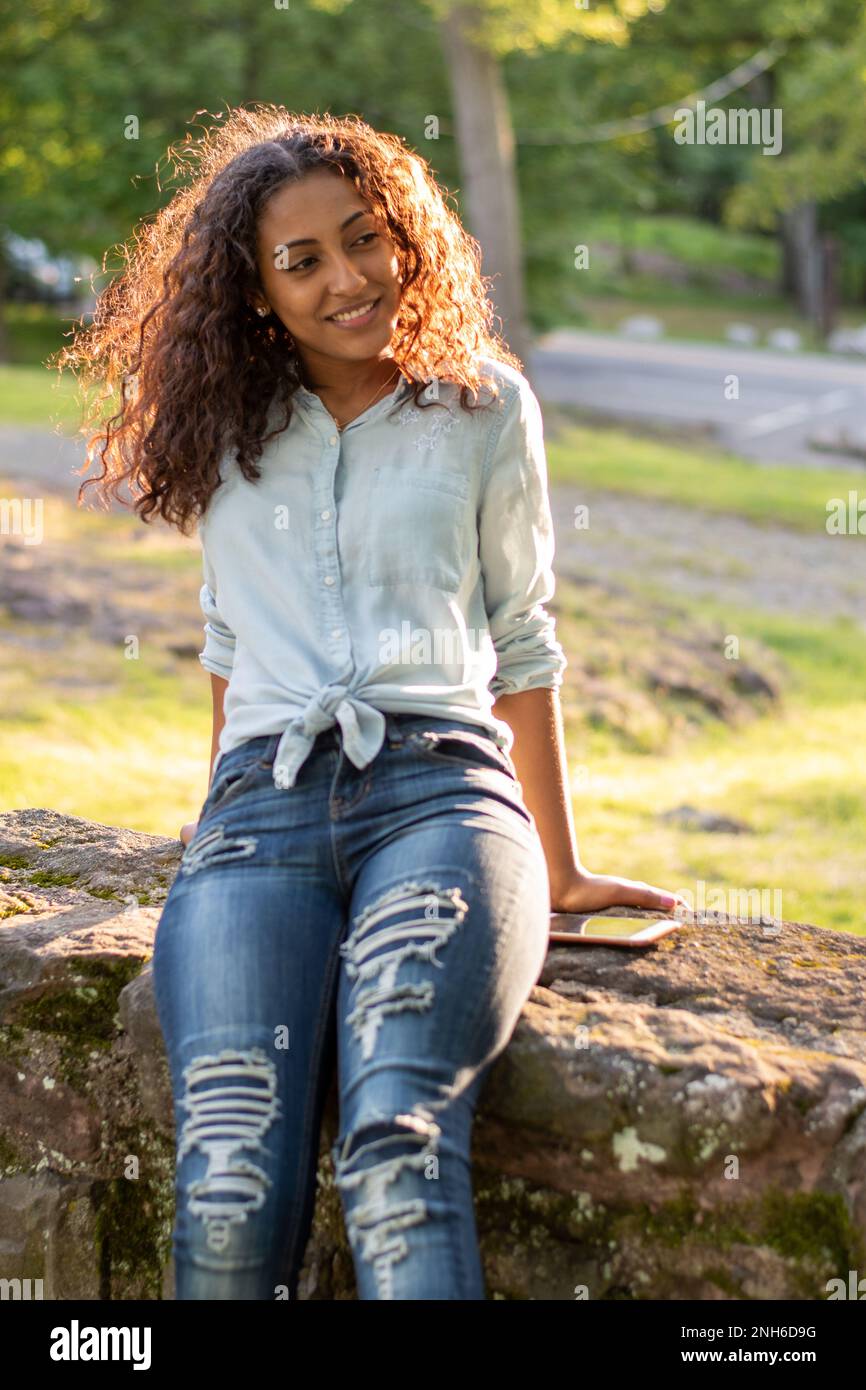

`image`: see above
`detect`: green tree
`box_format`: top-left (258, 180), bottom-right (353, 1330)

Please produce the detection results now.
top-left (308, 0), bottom-right (669, 373)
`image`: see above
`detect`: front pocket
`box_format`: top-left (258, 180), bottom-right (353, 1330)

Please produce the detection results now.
top-left (204, 755), bottom-right (271, 814)
top-left (407, 727), bottom-right (517, 779)
top-left (368, 464), bottom-right (469, 591)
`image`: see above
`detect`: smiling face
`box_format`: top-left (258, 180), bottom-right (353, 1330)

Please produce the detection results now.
top-left (252, 167), bottom-right (403, 387)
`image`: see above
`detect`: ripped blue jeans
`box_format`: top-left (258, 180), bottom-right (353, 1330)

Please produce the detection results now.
top-left (151, 712), bottom-right (551, 1300)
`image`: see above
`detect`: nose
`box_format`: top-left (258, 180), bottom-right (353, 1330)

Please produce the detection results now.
top-left (326, 248), bottom-right (368, 298)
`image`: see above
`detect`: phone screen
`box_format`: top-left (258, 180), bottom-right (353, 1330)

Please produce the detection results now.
top-left (559, 915), bottom-right (676, 939)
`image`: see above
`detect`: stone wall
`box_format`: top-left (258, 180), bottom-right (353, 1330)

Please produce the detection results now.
top-left (1, 808), bottom-right (864, 1300)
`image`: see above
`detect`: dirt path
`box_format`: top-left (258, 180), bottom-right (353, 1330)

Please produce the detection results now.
top-left (1, 426), bottom-right (862, 629)
top-left (550, 483), bottom-right (865, 630)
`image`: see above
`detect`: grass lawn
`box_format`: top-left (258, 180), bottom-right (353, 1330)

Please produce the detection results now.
top-left (543, 416), bottom-right (866, 533)
top-left (0, 364), bottom-right (81, 428)
top-left (556, 591), bottom-right (865, 936)
top-left (0, 339), bottom-right (862, 935)
top-left (0, 629), bottom-right (213, 836)
top-left (0, 304), bottom-right (113, 428)
top-left (3, 550), bottom-right (860, 934)
top-left (528, 212), bottom-right (865, 350)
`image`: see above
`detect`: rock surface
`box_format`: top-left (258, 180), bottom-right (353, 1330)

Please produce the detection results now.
top-left (1, 808), bottom-right (864, 1301)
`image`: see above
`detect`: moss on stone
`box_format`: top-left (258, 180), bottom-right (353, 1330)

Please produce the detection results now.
top-left (0, 1022), bottom-right (29, 1062)
top-left (700, 1263), bottom-right (745, 1297)
top-left (81, 886), bottom-right (153, 905)
top-left (92, 1123), bottom-right (175, 1299)
top-left (637, 1191), bottom-right (731, 1247)
top-left (631, 1185), bottom-right (862, 1296)
top-left (758, 1188), bottom-right (863, 1271)
top-left (9, 959), bottom-right (145, 1089)
top-left (26, 870), bottom-right (81, 888)
top-left (0, 895), bottom-right (37, 920)
top-left (474, 1172), bottom-right (863, 1300)
top-left (11, 958), bottom-right (144, 1047)
top-left (475, 1171), bottom-right (614, 1249)
top-left (0, 1131), bottom-right (24, 1174)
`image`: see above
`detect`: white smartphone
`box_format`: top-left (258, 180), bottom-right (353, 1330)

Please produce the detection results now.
top-left (549, 913), bottom-right (681, 947)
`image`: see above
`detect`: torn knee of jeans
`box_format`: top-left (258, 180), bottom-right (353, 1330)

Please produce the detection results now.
top-left (339, 879), bottom-right (469, 1061)
top-left (332, 1107), bottom-right (441, 1298)
top-left (179, 823), bottom-right (258, 877)
top-left (177, 1046), bottom-right (282, 1254)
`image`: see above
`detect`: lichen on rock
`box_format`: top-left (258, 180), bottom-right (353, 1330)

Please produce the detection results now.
top-left (1, 808), bottom-right (865, 1300)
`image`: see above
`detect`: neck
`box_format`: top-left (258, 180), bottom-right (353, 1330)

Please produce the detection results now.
top-left (298, 354), bottom-right (401, 405)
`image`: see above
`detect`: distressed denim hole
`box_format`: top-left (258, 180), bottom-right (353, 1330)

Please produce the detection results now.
top-left (340, 878), bottom-right (469, 1061)
top-left (332, 1107), bottom-right (442, 1300)
top-left (178, 1047), bottom-right (282, 1254)
top-left (179, 823), bottom-right (258, 877)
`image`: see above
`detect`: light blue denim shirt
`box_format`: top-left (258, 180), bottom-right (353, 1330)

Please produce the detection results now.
top-left (197, 356), bottom-right (568, 790)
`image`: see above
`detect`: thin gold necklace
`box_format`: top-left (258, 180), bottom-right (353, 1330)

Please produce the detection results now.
top-left (332, 365), bottom-right (402, 432)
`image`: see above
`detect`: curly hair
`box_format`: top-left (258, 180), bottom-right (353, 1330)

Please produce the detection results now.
top-left (53, 104), bottom-right (523, 536)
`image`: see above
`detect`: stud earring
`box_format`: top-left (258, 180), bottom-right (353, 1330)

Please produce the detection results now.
top-left (256, 305), bottom-right (270, 318)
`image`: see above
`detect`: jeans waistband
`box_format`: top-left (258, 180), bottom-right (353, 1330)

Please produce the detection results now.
top-left (236, 712), bottom-right (448, 764)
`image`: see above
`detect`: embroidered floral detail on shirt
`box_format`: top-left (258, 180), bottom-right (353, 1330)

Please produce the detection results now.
top-left (397, 404), bottom-right (459, 452)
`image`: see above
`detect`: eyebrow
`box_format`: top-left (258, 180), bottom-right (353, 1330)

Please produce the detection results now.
top-left (281, 209), bottom-right (371, 251)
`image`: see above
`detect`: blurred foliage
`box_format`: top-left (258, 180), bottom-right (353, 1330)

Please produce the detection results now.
top-left (1, 0), bottom-right (865, 302)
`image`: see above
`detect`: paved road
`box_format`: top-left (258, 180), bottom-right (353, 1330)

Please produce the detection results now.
top-left (0, 426), bottom-right (92, 497)
top-left (0, 427), bottom-right (138, 506)
top-left (531, 330), bottom-right (866, 469)
top-left (2, 330), bottom-right (865, 501)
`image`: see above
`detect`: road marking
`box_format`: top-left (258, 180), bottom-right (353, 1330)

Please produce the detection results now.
top-left (738, 389), bottom-right (852, 438)
top-left (536, 332), bottom-right (866, 385)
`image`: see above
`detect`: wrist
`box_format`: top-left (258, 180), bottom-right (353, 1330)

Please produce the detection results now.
top-left (548, 861), bottom-right (588, 899)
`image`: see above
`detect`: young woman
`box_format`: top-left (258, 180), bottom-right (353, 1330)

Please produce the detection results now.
top-left (61, 106), bottom-right (685, 1300)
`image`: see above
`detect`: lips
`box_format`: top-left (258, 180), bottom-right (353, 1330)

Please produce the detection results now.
top-left (327, 297), bottom-right (380, 322)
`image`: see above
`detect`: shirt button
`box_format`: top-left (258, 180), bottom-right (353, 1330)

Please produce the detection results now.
top-left (320, 509), bottom-right (331, 521)
top-left (331, 627), bottom-right (341, 639)
top-left (329, 434), bottom-right (338, 446)
top-left (324, 575), bottom-right (334, 586)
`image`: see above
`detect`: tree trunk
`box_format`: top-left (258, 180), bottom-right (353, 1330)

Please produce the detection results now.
top-left (779, 200), bottom-right (824, 333)
top-left (437, 3), bottom-right (533, 378)
top-left (748, 67), bottom-right (796, 300)
top-left (820, 232), bottom-right (839, 339)
top-left (778, 215), bottom-right (799, 297)
top-left (0, 250), bottom-right (9, 364)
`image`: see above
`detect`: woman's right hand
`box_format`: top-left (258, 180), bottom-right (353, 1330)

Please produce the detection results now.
top-left (179, 821), bottom-right (199, 847)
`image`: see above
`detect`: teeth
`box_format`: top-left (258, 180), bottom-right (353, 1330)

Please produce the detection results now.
top-left (331, 300), bottom-right (376, 322)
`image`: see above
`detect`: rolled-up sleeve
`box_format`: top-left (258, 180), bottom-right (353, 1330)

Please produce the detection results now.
top-left (198, 544), bottom-right (236, 680)
top-left (478, 378), bottom-right (568, 699)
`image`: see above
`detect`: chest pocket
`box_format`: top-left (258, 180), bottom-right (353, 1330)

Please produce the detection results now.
top-left (368, 462), bottom-right (470, 592)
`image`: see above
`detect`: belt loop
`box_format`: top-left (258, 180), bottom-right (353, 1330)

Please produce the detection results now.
top-left (385, 713), bottom-right (405, 747)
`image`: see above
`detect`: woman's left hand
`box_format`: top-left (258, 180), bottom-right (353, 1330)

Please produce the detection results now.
top-left (550, 868), bottom-right (690, 917)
